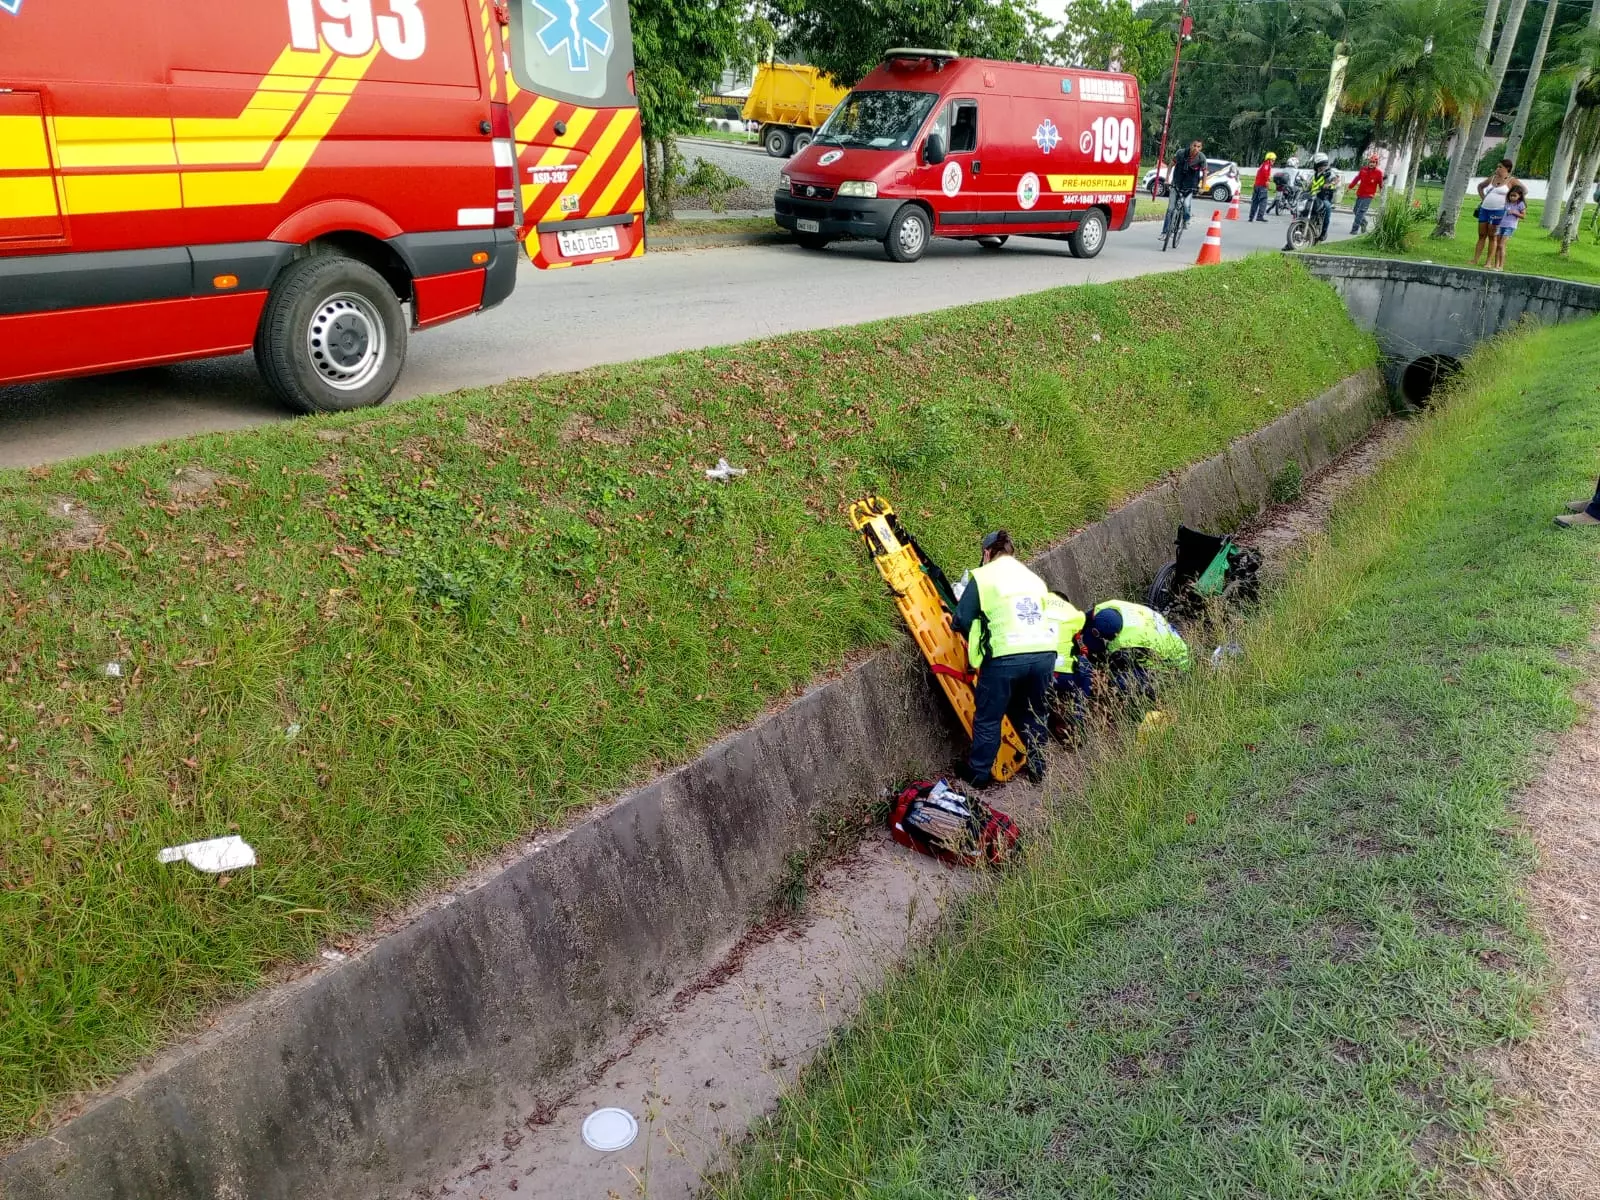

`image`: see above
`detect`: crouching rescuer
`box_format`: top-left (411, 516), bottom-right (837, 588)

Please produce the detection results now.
top-left (952, 531), bottom-right (1075, 787)
top-left (1076, 600), bottom-right (1193, 702)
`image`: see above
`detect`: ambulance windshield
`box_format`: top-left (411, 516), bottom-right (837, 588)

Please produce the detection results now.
top-left (815, 90), bottom-right (939, 150)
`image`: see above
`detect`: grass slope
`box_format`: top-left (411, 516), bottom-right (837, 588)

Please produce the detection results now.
top-left (1328, 197), bottom-right (1600, 284)
top-left (0, 257), bottom-right (1372, 1140)
top-left (711, 317), bottom-right (1600, 1198)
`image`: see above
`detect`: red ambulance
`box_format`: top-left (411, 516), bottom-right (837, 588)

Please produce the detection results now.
top-left (0, 0), bottom-right (644, 413)
top-left (775, 50), bottom-right (1141, 263)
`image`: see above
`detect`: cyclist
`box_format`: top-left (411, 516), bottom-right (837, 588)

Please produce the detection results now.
top-left (1161, 138), bottom-right (1208, 244)
top-left (1308, 153), bottom-right (1339, 243)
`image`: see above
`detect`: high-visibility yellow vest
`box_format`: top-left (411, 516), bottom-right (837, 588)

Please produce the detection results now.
top-left (1052, 596), bottom-right (1087, 673)
top-left (968, 556), bottom-right (1061, 669)
top-left (1097, 600), bottom-right (1192, 669)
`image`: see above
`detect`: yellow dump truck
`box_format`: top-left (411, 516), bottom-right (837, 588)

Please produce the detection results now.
top-left (742, 63), bottom-right (849, 158)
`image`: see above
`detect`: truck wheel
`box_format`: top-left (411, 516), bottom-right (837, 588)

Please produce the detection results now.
top-left (883, 204), bottom-right (930, 263)
top-left (792, 131), bottom-right (813, 154)
top-left (763, 126), bottom-right (793, 158)
top-left (1068, 208), bottom-right (1107, 260)
top-left (977, 235), bottom-right (1008, 250)
top-left (254, 254), bottom-right (407, 414)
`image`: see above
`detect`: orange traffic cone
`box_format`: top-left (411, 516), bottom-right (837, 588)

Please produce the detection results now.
top-left (1226, 192), bottom-right (1240, 221)
top-left (1195, 210), bottom-right (1224, 265)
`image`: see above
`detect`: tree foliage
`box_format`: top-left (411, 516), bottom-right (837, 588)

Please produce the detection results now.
top-left (1045, 0), bottom-right (1172, 84)
top-left (629, 0), bottom-right (754, 220)
top-left (1342, 0), bottom-right (1490, 195)
top-left (1135, 0), bottom-right (1354, 164)
top-left (771, 0), bottom-right (1047, 88)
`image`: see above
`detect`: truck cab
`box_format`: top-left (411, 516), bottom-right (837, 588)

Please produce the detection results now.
top-left (774, 50), bottom-right (1141, 263)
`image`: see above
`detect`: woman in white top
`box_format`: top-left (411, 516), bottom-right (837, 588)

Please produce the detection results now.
top-left (1473, 158), bottom-right (1515, 268)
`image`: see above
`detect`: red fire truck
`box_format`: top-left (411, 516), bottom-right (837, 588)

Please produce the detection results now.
top-left (0, 0), bottom-right (644, 412)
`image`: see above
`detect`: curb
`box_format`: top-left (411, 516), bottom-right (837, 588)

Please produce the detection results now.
top-left (650, 232), bottom-right (786, 252)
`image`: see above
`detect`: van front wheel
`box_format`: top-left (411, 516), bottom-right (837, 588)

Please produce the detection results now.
top-left (1068, 209), bottom-right (1107, 260)
top-left (883, 205), bottom-right (930, 263)
top-left (255, 253), bottom-right (407, 414)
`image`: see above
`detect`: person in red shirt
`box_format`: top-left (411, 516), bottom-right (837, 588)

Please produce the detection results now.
top-left (1249, 152), bottom-right (1276, 221)
top-left (1347, 154), bottom-right (1384, 234)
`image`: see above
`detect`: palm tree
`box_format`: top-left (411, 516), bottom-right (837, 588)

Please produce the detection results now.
top-left (1342, 0), bottom-right (1491, 200)
top-left (1505, 0), bottom-right (1562, 162)
top-left (1544, 0), bottom-right (1600, 228)
top-left (1515, 71), bottom-right (1579, 178)
top-left (1230, 78), bottom-right (1303, 161)
top-left (1554, 31), bottom-right (1600, 252)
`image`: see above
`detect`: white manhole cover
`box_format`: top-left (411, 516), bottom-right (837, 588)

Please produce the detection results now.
top-left (581, 1107), bottom-right (638, 1152)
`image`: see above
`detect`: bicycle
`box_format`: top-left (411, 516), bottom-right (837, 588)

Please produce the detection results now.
top-left (1160, 187), bottom-right (1196, 252)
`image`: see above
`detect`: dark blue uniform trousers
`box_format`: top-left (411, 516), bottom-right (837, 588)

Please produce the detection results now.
top-left (968, 650), bottom-right (1057, 785)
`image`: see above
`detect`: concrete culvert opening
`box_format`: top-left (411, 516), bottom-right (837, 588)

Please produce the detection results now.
top-left (1400, 354), bottom-right (1462, 406)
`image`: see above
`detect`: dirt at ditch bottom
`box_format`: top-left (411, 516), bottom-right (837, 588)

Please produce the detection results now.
top-left (411, 416), bottom-right (1417, 1200)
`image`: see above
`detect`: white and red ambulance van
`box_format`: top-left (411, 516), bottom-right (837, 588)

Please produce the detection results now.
top-left (774, 49), bottom-right (1141, 263)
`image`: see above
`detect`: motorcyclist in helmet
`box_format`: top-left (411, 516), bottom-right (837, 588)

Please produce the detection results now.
top-left (1308, 153), bottom-right (1338, 243)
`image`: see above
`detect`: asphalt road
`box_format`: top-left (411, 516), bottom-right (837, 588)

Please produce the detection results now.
top-left (0, 208), bottom-right (1352, 469)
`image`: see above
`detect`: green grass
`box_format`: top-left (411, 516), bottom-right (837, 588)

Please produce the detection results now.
top-left (687, 127), bottom-right (759, 145)
top-left (710, 316), bottom-right (1600, 1198)
top-left (648, 216), bottom-right (781, 245)
top-left (0, 257), bottom-right (1373, 1142)
top-left (1326, 196), bottom-right (1600, 284)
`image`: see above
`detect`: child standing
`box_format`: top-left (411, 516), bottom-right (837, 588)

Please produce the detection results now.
top-left (1492, 184), bottom-right (1527, 271)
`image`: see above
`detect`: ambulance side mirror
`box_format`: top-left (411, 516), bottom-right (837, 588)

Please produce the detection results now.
top-left (923, 133), bottom-right (947, 165)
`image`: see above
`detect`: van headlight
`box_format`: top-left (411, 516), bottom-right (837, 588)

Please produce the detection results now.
top-left (837, 180), bottom-right (878, 198)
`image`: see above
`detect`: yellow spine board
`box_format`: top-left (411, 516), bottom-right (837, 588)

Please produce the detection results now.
top-left (848, 497), bottom-right (1027, 783)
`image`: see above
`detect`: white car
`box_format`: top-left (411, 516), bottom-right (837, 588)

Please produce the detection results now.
top-left (1141, 158), bottom-right (1241, 202)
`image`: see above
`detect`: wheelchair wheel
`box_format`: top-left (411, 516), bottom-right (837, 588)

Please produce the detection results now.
top-left (1148, 561), bottom-right (1179, 613)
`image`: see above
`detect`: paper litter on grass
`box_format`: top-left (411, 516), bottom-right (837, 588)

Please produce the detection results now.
top-left (158, 835), bottom-right (257, 874)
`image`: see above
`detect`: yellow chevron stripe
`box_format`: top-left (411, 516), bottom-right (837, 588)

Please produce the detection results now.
top-left (0, 176), bottom-right (61, 221)
top-left (536, 110), bottom-right (630, 223)
top-left (53, 116), bottom-right (176, 170)
top-left (588, 136), bottom-right (642, 217)
top-left (176, 48), bottom-right (332, 166)
top-left (515, 96), bottom-right (559, 143)
top-left (479, 0), bottom-right (501, 104)
top-left (551, 107), bottom-right (596, 148)
top-left (53, 47), bottom-right (331, 172)
top-left (64, 171), bottom-right (182, 216)
top-left (183, 48), bottom-right (378, 209)
top-left (0, 116), bottom-right (52, 170)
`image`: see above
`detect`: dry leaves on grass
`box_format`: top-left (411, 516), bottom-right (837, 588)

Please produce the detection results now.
top-left (1470, 676), bottom-right (1600, 1200)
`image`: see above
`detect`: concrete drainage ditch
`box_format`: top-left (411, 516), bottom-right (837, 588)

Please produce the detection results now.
top-left (0, 370), bottom-right (1387, 1200)
top-left (423, 406), bottom-right (1421, 1200)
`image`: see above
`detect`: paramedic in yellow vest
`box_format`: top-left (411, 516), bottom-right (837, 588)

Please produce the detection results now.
top-left (1078, 600), bottom-right (1192, 701)
top-left (1049, 591), bottom-right (1091, 736)
top-left (951, 530), bottom-right (1062, 786)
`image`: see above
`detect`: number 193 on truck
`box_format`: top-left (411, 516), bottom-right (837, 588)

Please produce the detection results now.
top-left (0, 0), bottom-right (644, 412)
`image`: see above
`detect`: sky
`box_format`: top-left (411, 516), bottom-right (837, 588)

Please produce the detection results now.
top-left (1036, 0), bottom-right (1072, 31)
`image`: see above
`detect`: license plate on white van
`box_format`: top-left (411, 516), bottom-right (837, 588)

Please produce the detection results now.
top-left (556, 225), bottom-right (620, 257)
top-left (796, 218), bottom-right (820, 233)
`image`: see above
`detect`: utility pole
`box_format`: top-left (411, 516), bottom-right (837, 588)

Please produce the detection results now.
top-left (1154, 0), bottom-right (1193, 189)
